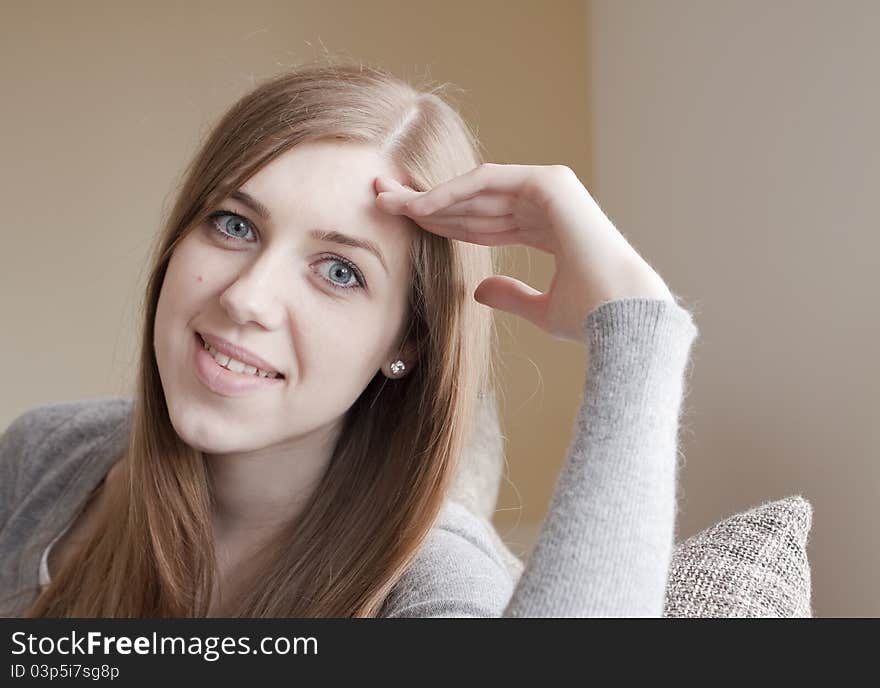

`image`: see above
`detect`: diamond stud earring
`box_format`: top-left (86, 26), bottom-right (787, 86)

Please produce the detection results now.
top-left (390, 360), bottom-right (406, 376)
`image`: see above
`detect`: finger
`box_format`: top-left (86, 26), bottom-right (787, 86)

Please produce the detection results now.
top-left (376, 190), bottom-right (426, 215)
top-left (407, 163), bottom-right (531, 216)
top-left (375, 175), bottom-right (418, 194)
top-left (378, 190), bottom-right (514, 218)
top-left (420, 191), bottom-right (513, 217)
top-left (474, 275), bottom-right (547, 330)
top-left (408, 215), bottom-right (521, 246)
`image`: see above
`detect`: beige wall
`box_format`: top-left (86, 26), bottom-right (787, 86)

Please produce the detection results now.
top-left (587, 0), bottom-right (880, 617)
top-left (1, 1), bottom-right (875, 617)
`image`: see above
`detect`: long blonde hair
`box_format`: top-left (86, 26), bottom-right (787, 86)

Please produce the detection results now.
top-left (21, 58), bottom-right (501, 617)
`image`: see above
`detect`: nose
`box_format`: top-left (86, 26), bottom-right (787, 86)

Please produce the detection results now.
top-left (218, 253), bottom-right (286, 330)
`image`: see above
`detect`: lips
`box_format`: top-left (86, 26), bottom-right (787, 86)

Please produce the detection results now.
top-left (197, 331), bottom-right (285, 379)
top-left (193, 331), bottom-right (285, 397)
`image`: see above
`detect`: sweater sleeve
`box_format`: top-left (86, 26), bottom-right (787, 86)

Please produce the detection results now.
top-left (382, 296), bottom-right (699, 618)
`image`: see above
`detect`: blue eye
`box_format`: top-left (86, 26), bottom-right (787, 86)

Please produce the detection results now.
top-left (205, 209), bottom-right (367, 292)
top-left (313, 255), bottom-right (365, 291)
top-left (206, 210), bottom-right (257, 243)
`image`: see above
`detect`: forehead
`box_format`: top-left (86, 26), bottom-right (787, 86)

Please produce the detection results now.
top-left (258, 139), bottom-right (391, 185)
top-left (241, 141), bottom-right (415, 247)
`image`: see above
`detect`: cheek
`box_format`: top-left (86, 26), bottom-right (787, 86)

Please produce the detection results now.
top-left (154, 244), bottom-right (211, 346)
top-left (302, 313), bottom-right (387, 380)
top-left (162, 243), bottom-right (219, 308)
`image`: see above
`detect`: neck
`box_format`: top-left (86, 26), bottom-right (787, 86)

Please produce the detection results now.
top-left (205, 421), bottom-right (339, 543)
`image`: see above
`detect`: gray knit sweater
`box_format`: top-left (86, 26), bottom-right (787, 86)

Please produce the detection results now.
top-left (0, 297), bottom-right (698, 617)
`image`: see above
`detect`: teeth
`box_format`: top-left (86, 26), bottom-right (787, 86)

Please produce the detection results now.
top-left (203, 340), bottom-right (280, 379)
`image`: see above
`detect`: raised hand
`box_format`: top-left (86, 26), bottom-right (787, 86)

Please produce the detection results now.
top-left (375, 163), bottom-right (675, 345)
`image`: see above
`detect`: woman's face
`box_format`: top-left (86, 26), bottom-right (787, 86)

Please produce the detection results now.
top-left (154, 140), bottom-right (417, 455)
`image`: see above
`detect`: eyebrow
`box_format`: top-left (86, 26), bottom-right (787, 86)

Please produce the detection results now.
top-left (229, 189), bottom-right (389, 275)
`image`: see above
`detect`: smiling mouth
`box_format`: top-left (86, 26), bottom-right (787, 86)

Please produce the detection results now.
top-left (197, 333), bottom-right (286, 380)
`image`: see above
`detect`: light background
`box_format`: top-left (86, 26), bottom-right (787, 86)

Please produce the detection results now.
top-left (1, 0), bottom-right (877, 617)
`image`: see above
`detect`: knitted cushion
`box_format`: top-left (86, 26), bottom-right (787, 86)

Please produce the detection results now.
top-left (663, 495), bottom-right (814, 617)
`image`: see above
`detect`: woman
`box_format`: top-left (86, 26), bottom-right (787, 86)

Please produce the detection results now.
top-left (0, 59), bottom-right (698, 617)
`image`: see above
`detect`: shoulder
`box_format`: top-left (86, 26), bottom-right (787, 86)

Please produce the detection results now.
top-left (379, 501), bottom-right (517, 618)
top-left (2, 396), bottom-right (132, 439)
top-left (1, 397), bottom-right (133, 504)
